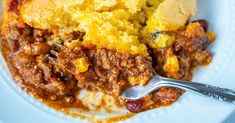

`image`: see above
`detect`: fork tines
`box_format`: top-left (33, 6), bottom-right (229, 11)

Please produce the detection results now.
top-left (47, 36), bottom-right (66, 64)
top-left (47, 55), bottom-right (57, 64)
top-left (48, 36), bottom-right (65, 49)
top-left (50, 50), bottom-right (59, 57)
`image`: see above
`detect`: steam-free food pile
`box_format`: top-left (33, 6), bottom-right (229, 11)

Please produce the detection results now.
top-left (0, 0), bottom-right (215, 114)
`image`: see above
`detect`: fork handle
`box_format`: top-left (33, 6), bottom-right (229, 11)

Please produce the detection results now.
top-left (160, 77), bottom-right (235, 104)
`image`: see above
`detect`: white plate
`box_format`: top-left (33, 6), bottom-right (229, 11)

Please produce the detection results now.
top-left (1, 0), bottom-right (235, 123)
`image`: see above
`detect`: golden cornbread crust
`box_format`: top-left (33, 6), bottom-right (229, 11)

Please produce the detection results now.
top-left (0, 0), bottom-right (216, 122)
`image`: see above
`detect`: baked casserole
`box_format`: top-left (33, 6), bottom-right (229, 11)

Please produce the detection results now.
top-left (0, 0), bottom-right (216, 121)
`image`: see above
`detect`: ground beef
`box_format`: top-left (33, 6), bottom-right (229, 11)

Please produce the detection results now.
top-left (56, 43), bottom-right (153, 97)
top-left (173, 22), bottom-right (213, 80)
top-left (1, 23), bottom-right (152, 108)
top-left (153, 22), bottom-right (213, 81)
top-left (1, 24), bottom-right (79, 103)
top-left (1, 21), bottom-right (214, 113)
top-left (151, 22), bottom-right (214, 108)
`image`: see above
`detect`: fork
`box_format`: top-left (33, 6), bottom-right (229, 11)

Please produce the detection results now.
top-left (121, 75), bottom-right (235, 104)
top-left (47, 36), bottom-right (64, 64)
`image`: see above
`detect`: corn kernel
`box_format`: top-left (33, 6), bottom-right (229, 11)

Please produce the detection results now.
top-left (139, 77), bottom-right (150, 86)
top-left (73, 57), bottom-right (89, 73)
top-left (128, 77), bottom-right (150, 86)
top-left (163, 55), bottom-right (179, 73)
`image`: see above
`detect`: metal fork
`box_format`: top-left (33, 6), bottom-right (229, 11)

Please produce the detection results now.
top-left (47, 36), bottom-right (64, 64)
top-left (121, 75), bottom-right (235, 104)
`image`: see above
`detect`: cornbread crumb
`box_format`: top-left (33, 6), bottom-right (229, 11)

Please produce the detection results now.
top-left (146, 0), bottom-right (197, 32)
top-left (149, 33), bottom-right (175, 49)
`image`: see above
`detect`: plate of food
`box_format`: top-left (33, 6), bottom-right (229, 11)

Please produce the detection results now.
top-left (0, 0), bottom-right (235, 123)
